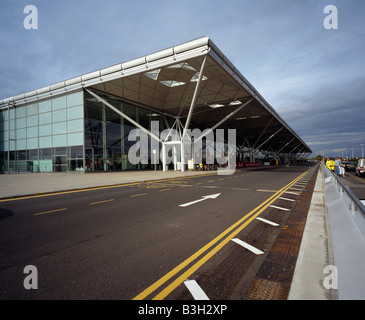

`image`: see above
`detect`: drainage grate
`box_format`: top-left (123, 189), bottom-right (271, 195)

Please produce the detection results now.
top-left (245, 278), bottom-right (290, 300)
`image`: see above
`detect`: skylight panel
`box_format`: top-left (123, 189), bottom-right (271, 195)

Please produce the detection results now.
top-left (168, 63), bottom-right (197, 71)
top-left (144, 69), bottom-right (161, 81)
top-left (209, 103), bottom-right (224, 109)
top-left (190, 72), bottom-right (208, 82)
top-left (159, 80), bottom-right (186, 88)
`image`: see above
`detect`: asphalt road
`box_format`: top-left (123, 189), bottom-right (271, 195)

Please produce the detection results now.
top-left (0, 164), bottom-right (316, 300)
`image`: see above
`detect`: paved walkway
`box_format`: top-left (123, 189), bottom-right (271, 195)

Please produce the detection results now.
top-left (0, 170), bottom-right (215, 199)
top-left (288, 166), bottom-right (335, 299)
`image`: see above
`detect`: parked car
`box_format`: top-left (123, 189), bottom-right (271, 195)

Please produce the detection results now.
top-left (356, 159), bottom-right (365, 177)
top-left (344, 161), bottom-right (356, 171)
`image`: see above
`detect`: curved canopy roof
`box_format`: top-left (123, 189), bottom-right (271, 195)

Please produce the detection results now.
top-left (0, 36), bottom-right (311, 156)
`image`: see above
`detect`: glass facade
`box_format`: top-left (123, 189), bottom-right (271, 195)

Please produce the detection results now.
top-left (0, 91), bottom-right (84, 173)
top-left (84, 90), bottom-right (172, 172)
top-left (0, 89), bottom-right (174, 173)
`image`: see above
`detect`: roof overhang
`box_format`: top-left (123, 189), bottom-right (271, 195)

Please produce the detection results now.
top-left (0, 36), bottom-right (311, 155)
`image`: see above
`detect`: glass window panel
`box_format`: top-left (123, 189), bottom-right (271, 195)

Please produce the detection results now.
top-left (0, 110), bottom-right (5, 122)
top-left (1, 130), bottom-right (8, 141)
top-left (85, 103), bottom-right (102, 120)
top-left (28, 149), bottom-right (38, 160)
top-left (27, 126), bottom-right (38, 138)
top-left (53, 147), bottom-right (67, 155)
top-left (17, 150), bottom-right (27, 160)
top-left (39, 100), bottom-right (52, 113)
top-left (68, 132), bottom-right (83, 146)
top-left (9, 119), bottom-right (15, 130)
top-left (9, 108), bottom-right (15, 120)
top-left (16, 139), bottom-right (27, 150)
top-left (39, 124), bottom-right (52, 136)
top-left (27, 115), bottom-right (38, 127)
top-left (52, 96), bottom-right (66, 110)
top-left (27, 104), bottom-right (38, 116)
top-left (67, 91), bottom-right (83, 107)
top-left (16, 117), bottom-right (26, 129)
top-left (39, 112), bottom-right (52, 125)
top-left (68, 159), bottom-right (84, 172)
top-left (53, 122), bottom-right (67, 135)
top-left (53, 134), bottom-right (67, 147)
top-left (69, 146), bottom-right (83, 158)
top-left (106, 134), bottom-right (121, 148)
top-left (67, 105), bottom-right (84, 120)
top-left (106, 121), bottom-right (121, 135)
top-left (16, 128), bottom-right (27, 139)
top-left (39, 136), bottom-right (52, 148)
top-left (1, 120), bottom-right (8, 132)
top-left (40, 148), bottom-right (52, 159)
top-left (10, 130), bottom-right (15, 139)
top-left (67, 119), bottom-right (83, 133)
top-left (138, 107), bottom-right (151, 130)
top-left (9, 140), bottom-right (15, 150)
top-left (85, 119), bottom-right (102, 133)
top-left (85, 131), bottom-right (102, 147)
top-left (16, 106), bottom-right (26, 118)
top-left (53, 109), bottom-right (67, 122)
top-left (27, 161), bottom-right (39, 173)
top-left (27, 138), bottom-right (38, 150)
top-left (39, 160), bottom-right (52, 172)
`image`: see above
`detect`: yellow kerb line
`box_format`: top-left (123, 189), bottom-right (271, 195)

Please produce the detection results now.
top-left (133, 170), bottom-right (308, 300)
top-left (89, 199), bottom-right (115, 205)
top-left (33, 208), bottom-right (68, 216)
top-left (130, 193), bottom-right (148, 198)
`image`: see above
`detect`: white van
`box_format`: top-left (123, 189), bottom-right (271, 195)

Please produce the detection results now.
top-left (355, 159), bottom-right (365, 177)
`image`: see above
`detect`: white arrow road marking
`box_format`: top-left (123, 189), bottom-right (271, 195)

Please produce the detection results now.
top-left (179, 193), bottom-right (221, 207)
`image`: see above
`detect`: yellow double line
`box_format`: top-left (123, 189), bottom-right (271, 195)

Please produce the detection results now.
top-left (133, 170), bottom-right (309, 300)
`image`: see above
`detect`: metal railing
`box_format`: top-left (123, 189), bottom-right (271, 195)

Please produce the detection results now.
top-left (322, 163), bottom-right (365, 215)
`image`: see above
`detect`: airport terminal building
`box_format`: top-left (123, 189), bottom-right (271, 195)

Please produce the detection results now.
top-left (0, 37), bottom-right (311, 173)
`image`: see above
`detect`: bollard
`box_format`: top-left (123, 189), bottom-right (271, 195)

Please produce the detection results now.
top-left (349, 201), bottom-right (358, 212)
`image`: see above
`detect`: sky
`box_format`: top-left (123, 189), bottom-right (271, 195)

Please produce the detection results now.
top-left (0, 0), bottom-right (364, 158)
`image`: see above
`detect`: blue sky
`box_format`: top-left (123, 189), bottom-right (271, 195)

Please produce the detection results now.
top-left (1, 0), bottom-right (365, 157)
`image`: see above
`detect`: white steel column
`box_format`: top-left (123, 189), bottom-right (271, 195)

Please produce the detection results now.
top-left (181, 55), bottom-right (208, 172)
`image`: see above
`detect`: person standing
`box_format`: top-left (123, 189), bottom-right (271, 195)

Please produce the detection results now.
top-left (339, 159), bottom-right (345, 177)
top-left (334, 157), bottom-right (341, 175)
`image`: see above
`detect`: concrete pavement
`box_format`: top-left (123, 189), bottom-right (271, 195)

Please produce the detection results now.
top-left (288, 166), bottom-right (335, 299)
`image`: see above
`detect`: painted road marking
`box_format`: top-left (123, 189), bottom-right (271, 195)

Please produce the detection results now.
top-left (256, 217), bottom-right (280, 227)
top-left (269, 205), bottom-right (290, 211)
top-left (90, 199), bottom-right (115, 205)
top-left (130, 193), bottom-right (148, 198)
top-left (284, 191), bottom-right (300, 196)
top-left (179, 193), bottom-right (221, 207)
top-left (34, 208), bottom-right (67, 216)
top-left (184, 280), bottom-right (210, 300)
top-left (159, 189), bottom-right (171, 192)
top-left (278, 196), bottom-right (296, 202)
top-left (133, 170), bottom-right (310, 300)
top-left (231, 238), bottom-right (264, 255)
